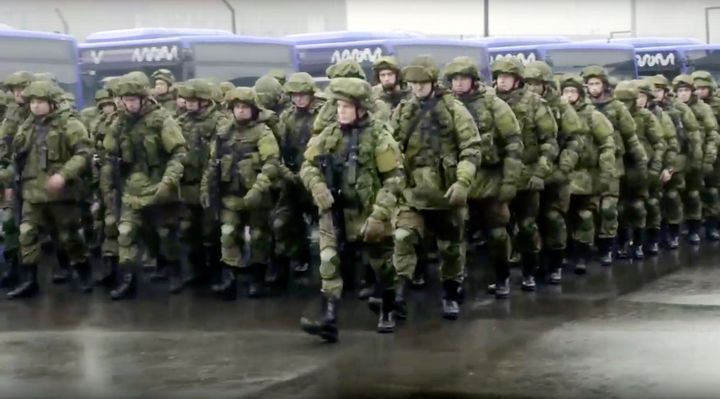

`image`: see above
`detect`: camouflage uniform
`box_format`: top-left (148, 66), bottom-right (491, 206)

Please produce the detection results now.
top-left (525, 61), bottom-right (583, 284)
top-left (313, 60), bottom-right (392, 135)
top-left (254, 75), bottom-right (289, 121)
top-left (176, 79), bottom-right (229, 293)
top-left (102, 73), bottom-right (187, 300)
top-left (1, 81), bottom-right (92, 298)
top-left (559, 75), bottom-right (616, 274)
top-left (371, 56), bottom-right (412, 110)
top-left (444, 56), bottom-right (523, 298)
top-left (652, 75), bottom-right (705, 246)
top-left (692, 71), bottom-right (720, 240)
top-left (612, 82), bottom-right (665, 260)
top-left (0, 71), bottom-right (34, 287)
top-left (581, 65), bottom-right (646, 266)
top-left (492, 58), bottom-right (558, 288)
top-left (300, 78), bottom-right (405, 338)
top-left (200, 87), bottom-right (282, 300)
top-left (390, 55), bottom-right (482, 319)
top-left (151, 69), bottom-right (177, 112)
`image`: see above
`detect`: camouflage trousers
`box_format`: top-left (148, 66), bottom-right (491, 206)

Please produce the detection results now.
top-left (540, 183), bottom-right (571, 250)
top-left (271, 180), bottom-right (313, 262)
top-left (19, 201), bottom-right (87, 266)
top-left (317, 211), bottom-right (393, 299)
top-left (703, 165), bottom-right (720, 219)
top-left (179, 204), bottom-right (219, 266)
top-left (117, 203), bottom-right (182, 266)
top-left (219, 202), bottom-right (272, 269)
top-left (618, 177), bottom-right (648, 230)
top-left (568, 195), bottom-right (599, 245)
top-left (467, 197), bottom-right (512, 280)
top-left (663, 169), bottom-right (704, 224)
top-left (2, 205), bottom-right (19, 255)
top-left (510, 190), bottom-right (541, 254)
top-left (393, 206), bottom-right (465, 283)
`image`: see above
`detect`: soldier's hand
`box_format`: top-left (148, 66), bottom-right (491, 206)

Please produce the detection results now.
top-left (4, 188), bottom-right (13, 202)
top-left (526, 176), bottom-right (545, 191)
top-left (444, 181), bottom-right (469, 207)
top-left (311, 182), bottom-right (334, 211)
top-left (660, 168), bottom-right (673, 184)
top-left (497, 184), bottom-right (517, 202)
top-left (47, 174), bottom-right (66, 194)
top-left (361, 216), bottom-right (386, 243)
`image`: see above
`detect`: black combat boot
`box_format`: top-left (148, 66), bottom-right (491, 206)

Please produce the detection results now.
top-left (646, 228), bottom-right (660, 256)
top-left (356, 264), bottom-right (377, 300)
top-left (488, 260), bottom-right (511, 298)
top-left (616, 228), bottom-right (631, 259)
top-left (168, 260), bottom-right (184, 295)
top-left (95, 256), bottom-right (118, 287)
top-left (110, 262), bottom-right (137, 300)
top-left (7, 264), bottom-right (38, 299)
top-left (572, 242), bottom-right (590, 276)
top-left (394, 277), bottom-right (409, 320)
top-left (248, 263), bottom-right (267, 298)
top-left (441, 280), bottom-right (460, 320)
top-left (687, 220), bottom-right (702, 245)
top-left (631, 229), bottom-right (645, 260)
top-left (149, 255), bottom-right (168, 282)
top-left (377, 288), bottom-right (396, 333)
top-left (300, 295), bottom-right (339, 343)
top-left (545, 249), bottom-right (565, 282)
top-left (52, 251), bottom-right (71, 285)
top-left (291, 247), bottom-right (310, 273)
top-left (0, 249), bottom-right (19, 289)
top-left (521, 253), bottom-right (538, 292)
top-left (211, 263), bottom-right (237, 301)
top-left (72, 261), bottom-right (93, 294)
top-left (665, 224), bottom-right (680, 249)
top-left (598, 237), bottom-right (614, 266)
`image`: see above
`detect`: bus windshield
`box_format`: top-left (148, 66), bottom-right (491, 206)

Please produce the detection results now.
top-left (687, 49), bottom-right (720, 82)
top-left (0, 36), bottom-right (78, 98)
top-left (191, 42), bottom-right (296, 87)
top-left (545, 48), bottom-right (637, 80)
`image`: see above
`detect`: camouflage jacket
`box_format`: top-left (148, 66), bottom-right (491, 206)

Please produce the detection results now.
top-left (660, 98), bottom-right (703, 171)
top-left (648, 103), bottom-right (679, 171)
top-left (629, 106), bottom-right (666, 174)
top-left (572, 99), bottom-right (616, 195)
top-left (313, 96), bottom-right (391, 136)
top-left (278, 99), bottom-right (324, 173)
top-left (372, 84), bottom-right (412, 110)
top-left (687, 96), bottom-right (719, 168)
top-left (591, 94), bottom-right (646, 176)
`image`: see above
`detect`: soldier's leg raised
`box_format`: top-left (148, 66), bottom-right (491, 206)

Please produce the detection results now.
top-left (365, 237), bottom-right (395, 333)
top-left (112, 205), bottom-right (142, 300)
top-left (512, 190), bottom-right (541, 290)
top-left (8, 202), bottom-right (42, 299)
top-left (392, 206), bottom-right (424, 320)
top-left (430, 208), bottom-right (465, 320)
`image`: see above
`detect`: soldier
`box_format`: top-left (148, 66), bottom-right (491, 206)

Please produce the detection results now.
top-left (559, 75), bottom-right (617, 275)
top-left (0, 71), bottom-right (34, 287)
top-left (254, 75), bottom-right (288, 119)
top-left (175, 79), bottom-right (229, 293)
top-left (524, 61), bottom-right (583, 283)
top-left (581, 65), bottom-right (646, 265)
top-left (673, 74), bottom-right (719, 244)
top-left (150, 69), bottom-right (177, 112)
top-left (651, 74), bottom-right (705, 247)
top-left (1, 81), bottom-right (92, 298)
top-left (271, 73), bottom-right (324, 289)
top-left (691, 71), bottom-right (720, 241)
top-left (491, 57), bottom-right (558, 294)
top-left (390, 55), bottom-right (481, 319)
top-left (443, 56), bottom-right (523, 298)
top-left (300, 77), bottom-right (405, 340)
top-left (613, 81), bottom-right (665, 260)
top-left (200, 87), bottom-right (282, 300)
top-left (268, 69), bottom-right (287, 86)
top-left (313, 60), bottom-right (392, 135)
top-left (102, 72), bottom-right (187, 300)
top-left (636, 79), bottom-right (678, 254)
top-left (372, 56), bottom-right (412, 110)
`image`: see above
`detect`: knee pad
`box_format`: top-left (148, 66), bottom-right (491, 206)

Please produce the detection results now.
top-left (601, 198), bottom-right (618, 222)
top-left (117, 222), bottom-right (135, 247)
top-left (646, 197), bottom-right (660, 210)
top-left (220, 224), bottom-right (236, 247)
top-left (18, 222), bottom-right (37, 247)
top-left (687, 190), bottom-right (702, 205)
top-left (631, 199), bottom-right (647, 218)
top-left (577, 209), bottom-right (594, 230)
top-left (664, 189), bottom-right (680, 202)
top-left (393, 227), bottom-right (418, 247)
top-left (545, 209), bottom-right (564, 228)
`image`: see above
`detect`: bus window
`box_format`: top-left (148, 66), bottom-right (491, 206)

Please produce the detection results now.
top-left (191, 42), bottom-right (296, 87)
top-left (394, 45), bottom-right (490, 80)
top-left (545, 49), bottom-right (637, 80)
top-left (687, 49), bottom-right (720, 83)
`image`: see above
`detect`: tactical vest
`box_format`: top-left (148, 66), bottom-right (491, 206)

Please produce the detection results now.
top-left (217, 122), bottom-right (266, 197)
top-left (461, 92), bottom-right (501, 167)
top-left (180, 107), bottom-right (224, 184)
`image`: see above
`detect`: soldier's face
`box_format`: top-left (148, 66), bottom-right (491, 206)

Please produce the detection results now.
top-left (676, 87), bottom-right (692, 103)
top-left (233, 103), bottom-right (253, 121)
top-left (292, 93), bottom-right (312, 109)
top-left (636, 93), bottom-right (649, 108)
top-left (410, 82), bottom-right (433, 98)
top-left (451, 76), bottom-right (473, 95)
top-left (153, 80), bottom-right (169, 96)
top-left (176, 97), bottom-right (186, 110)
top-left (562, 87), bottom-right (580, 104)
top-left (586, 78), bottom-right (604, 98)
top-left (378, 70), bottom-right (397, 89)
top-left (185, 98), bottom-right (200, 112)
top-left (13, 88), bottom-right (23, 104)
top-left (101, 104), bottom-right (115, 115)
top-left (525, 80), bottom-right (545, 96)
top-left (495, 74), bottom-right (517, 93)
top-left (337, 99), bottom-right (359, 124)
top-left (653, 88), bottom-right (665, 102)
top-left (121, 96), bottom-right (142, 113)
top-left (695, 87), bottom-right (711, 99)
top-left (29, 98), bottom-right (50, 116)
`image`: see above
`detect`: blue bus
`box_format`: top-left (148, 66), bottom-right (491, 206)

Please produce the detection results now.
top-left (583, 36), bottom-right (703, 48)
top-left (285, 30), bottom-right (421, 45)
top-left (636, 44), bottom-right (720, 81)
top-left (490, 42), bottom-right (638, 80)
top-left (84, 27), bottom-right (234, 43)
top-left (0, 29), bottom-right (82, 106)
top-left (297, 38), bottom-right (491, 84)
top-left (79, 33), bottom-right (298, 105)
top-left (469, 35), bottom-right (570, 48)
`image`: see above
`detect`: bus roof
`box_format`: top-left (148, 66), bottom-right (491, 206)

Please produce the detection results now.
top-left (85, 28), bottom-right (234, 43)
top-left (491, 42), bottom-right (635, 53)
top-left (582, 37), bottom-right (703, 48)
top-left (284, 30), bottom-right (422, 45)
top-left (297, 37), bottom-right (489, 51)
top-left (0, 28), bottom-right (76, 43)
top-left (468, 35), bottom-right (570, 47)
top-left (672, 44), bottom-right (720, 51)
top-left (80, 34), bottom-right (295, 50)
